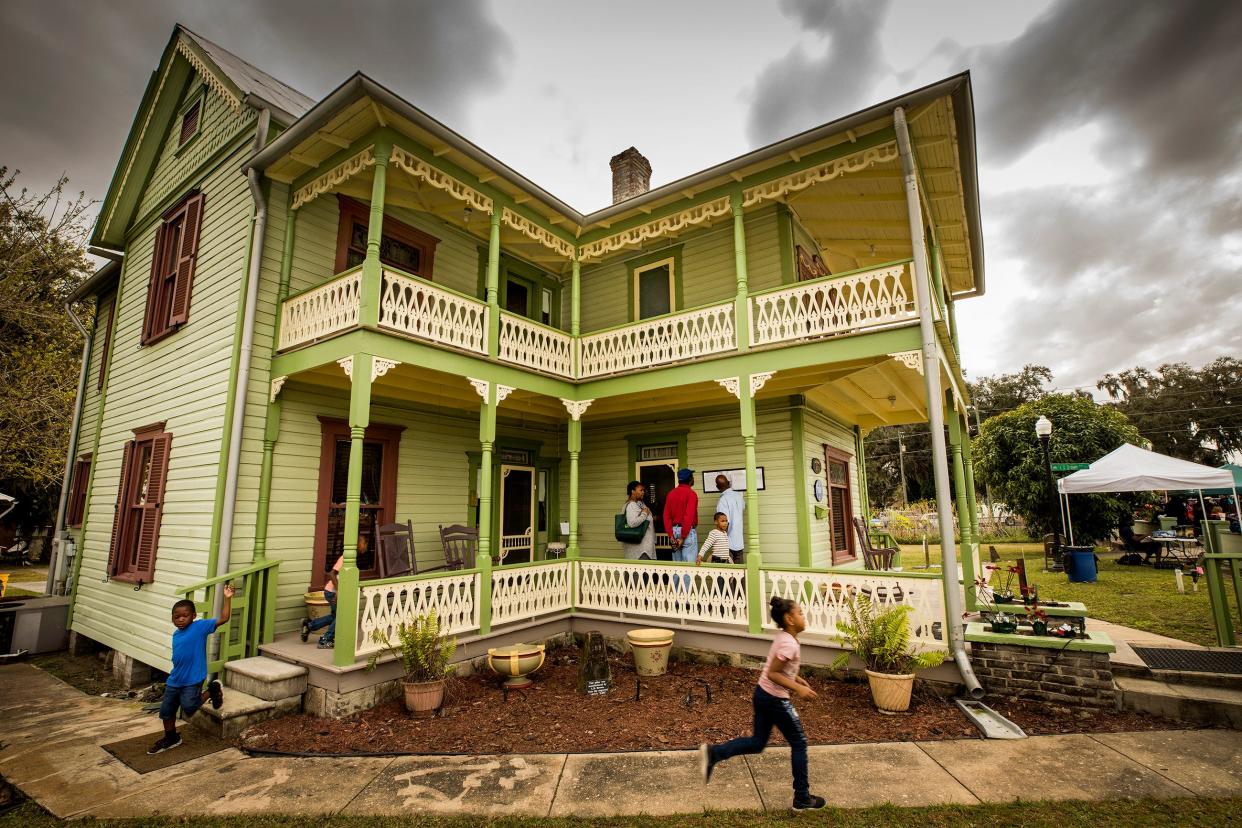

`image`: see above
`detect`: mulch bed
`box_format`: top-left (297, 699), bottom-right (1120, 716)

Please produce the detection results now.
top-left (240, 645), bottom-right (1183, 755)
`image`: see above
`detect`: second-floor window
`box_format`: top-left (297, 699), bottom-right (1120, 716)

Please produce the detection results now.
top-left (142, 191), bottom-right (205, 345)
top-left (634, 257), bottom-right (675, 320)
top-left (335, 196), bottom-right (438, 279)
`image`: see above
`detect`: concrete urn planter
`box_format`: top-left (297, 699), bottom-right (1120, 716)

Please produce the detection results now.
top-left (303, 591), bottom-right (331, 620)
top-left (487, 643), bottom-right (546, 689)
top-left (864, 669), bottom-right (916, 713)
top-left (626, 628), bottom-right (674, 676)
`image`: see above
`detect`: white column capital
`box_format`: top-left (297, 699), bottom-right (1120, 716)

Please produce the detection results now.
top-left (749, 371), bottom-right (775, 396)
top-left (372, 358), bottom-right (400, 382)
top-left (561, 399), bottom-right (594, 421)
top-left (888, 351), bottom-right (924, 375)
top-left (336, 356), bottom-right (353, 378)
top-left (468, 377), bottom-right (489, 400)
top-left (270, 376), bottom-right (287, 403)
top-left (495, 384), bottom-right (515, 404)
top-left (715, 377), bottom-right (741, 399)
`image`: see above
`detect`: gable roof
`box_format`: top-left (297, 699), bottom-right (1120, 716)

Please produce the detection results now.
top-left (177, 26), bottom-right (314, 123)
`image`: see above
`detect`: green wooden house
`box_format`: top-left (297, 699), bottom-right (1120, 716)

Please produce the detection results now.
top-left (57, 26), bottom-right (988, 710)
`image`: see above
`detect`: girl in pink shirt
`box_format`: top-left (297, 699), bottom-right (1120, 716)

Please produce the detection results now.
top-left (699, 596), bottom-right (825, 811)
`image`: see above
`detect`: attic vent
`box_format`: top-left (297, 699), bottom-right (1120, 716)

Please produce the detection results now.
top-left (179, 99), bottom-right (201, 146)
top-left (640, 444), bottom-right (677, 461)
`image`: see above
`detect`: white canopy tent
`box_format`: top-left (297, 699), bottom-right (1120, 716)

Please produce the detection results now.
top-left (1057, 443), bottom-right (1241, 543)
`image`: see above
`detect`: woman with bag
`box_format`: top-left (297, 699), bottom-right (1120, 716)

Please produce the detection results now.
top-left (618, 480), bottom-right (656, 560)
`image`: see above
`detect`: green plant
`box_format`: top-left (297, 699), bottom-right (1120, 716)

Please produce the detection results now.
top-left (831, 594), bottom-right (946, 674)
top-left (366, 612), bottom-right (457, 683)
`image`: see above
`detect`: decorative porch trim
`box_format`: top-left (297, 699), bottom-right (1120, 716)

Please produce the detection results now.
top-left (269, 376), bottom-right (287, 403)
top-left (741, 143), bottom-right (899, 208)
top-left (390, 146), bottom-right (493, 214)
top-left (749, 371), bottom-right (775, 396)
top-left (371, 358), bottom-right (400, 382)
top-left (468, 377), bottom-right (489, 400)
top-left (502, 207), bottom-right (574, 259)
top-left (175, 39), bottom-right (242, 112)
top-left (337, 356), bottom-right (354, 379)
top-left (292, 147), bottom-right (375, 210)
top-left (579, 195), bottom-right (732, 261)
top-left (561, 398), bottom-right (594, 420)
top-left (889, 350), bottom-right (924, 375)
top-left (715, 377), bottom-right (741, 399)
top-left (495, 384), bottom-right (515, 403)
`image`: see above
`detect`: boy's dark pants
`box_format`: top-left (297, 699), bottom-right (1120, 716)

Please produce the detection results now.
top-left (709, 685), bottom-right (809, 797)
top-left (159, 683), bottom-right (205, 721)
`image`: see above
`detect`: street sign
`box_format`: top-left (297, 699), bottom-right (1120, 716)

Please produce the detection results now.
top-left (1051, 463), bottom-right (1090, 472)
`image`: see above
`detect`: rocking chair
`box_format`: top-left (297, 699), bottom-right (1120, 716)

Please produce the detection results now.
top-left (852, 517), bottom-right (897, 571)
top-left (438, 524), bottom-right (480, 570)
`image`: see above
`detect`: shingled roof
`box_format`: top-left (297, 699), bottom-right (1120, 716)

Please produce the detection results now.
top-left (178, 25), bottom-right (315, 122)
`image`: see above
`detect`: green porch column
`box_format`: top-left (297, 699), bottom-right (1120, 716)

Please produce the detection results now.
top-left (570, 253), bottom-right (581, 376)
top-left (252, 398), bottom-right (282, 564)
top-left (740, 374), bottom-right (763, 633)
top-left (359, 140), bottom-right (390, 329)
top-left (567, 417), bottom-right (582, 558)
top-left (855, 425), bottom-right (871, 524)
top-left (333, 353), bottom-right (372, 667)
top-left (947, 408), bottom-right (976, 611)
top-left (476, 383), bottom-right (497, 634)
top-left (486, 208), bottom-right (502, 359)
top-left (731, 192), bottom-right (750, 352)
top-left (930, 243), bottom-right (946, 318)
top-left (960, 413), bottom-right (981, 543)
top-left (272, 198), bottom-right (297, 346)
top-left (948, 296), bottom-right (961, 355)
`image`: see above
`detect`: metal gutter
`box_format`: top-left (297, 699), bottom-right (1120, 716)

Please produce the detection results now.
top-left (896, 105), bottom-right (983, 700)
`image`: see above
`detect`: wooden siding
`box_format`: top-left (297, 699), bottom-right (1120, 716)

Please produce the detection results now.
top-left (577, 206), bottom-right (781, 333)
top-left (574, 408), bottom-right (799, 566)
top-left (802, 408), bottom-right (863, 569)
top-left (72, 81), bottom-right (257, 669)
top-left (69, 293), bottom-right (113, 548)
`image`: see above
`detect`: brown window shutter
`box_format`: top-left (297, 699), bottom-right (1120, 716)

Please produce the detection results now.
top-left (133, 432), bottom-right (172, 581)
top-left (97, 299), bottom-right (114, 390)
top-left (67, 455), bottom-right (93, 528)
top-left (142, 223), bottom-right (168, 344)
top-left (179, 101), bottom-right (200, 145)
top-left (168, 193), bottom-right (204, 327)
top-left (106, 441), bottom-right (135, 576)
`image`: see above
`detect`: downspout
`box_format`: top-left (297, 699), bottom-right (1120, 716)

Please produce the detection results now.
top-left (48, 300), bottom-right (94, 595)
top-left (895, 106), bottom-right (983, 699)
top-left (212, 107), bottom-right (271, 617)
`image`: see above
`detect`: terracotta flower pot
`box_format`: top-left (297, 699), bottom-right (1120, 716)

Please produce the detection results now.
top-left (865, 669), bottom-right (916, 713)
top-left (402, 678), bottom-right (446, 714)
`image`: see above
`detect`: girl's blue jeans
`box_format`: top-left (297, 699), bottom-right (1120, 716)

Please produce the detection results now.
top-left (307, 589), bottom-right (336, 642)
top-left (709, 685), bottom-right (809, 797)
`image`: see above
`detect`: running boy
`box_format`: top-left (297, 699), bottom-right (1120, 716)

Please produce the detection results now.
top-left (699, 596), bottom-right (826, 811)
top-left (148, 583), bottom-right (233, 754)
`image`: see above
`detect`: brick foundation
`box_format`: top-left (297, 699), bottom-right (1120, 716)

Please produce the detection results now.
top-left (971, 641), bottom-right (1116, 708)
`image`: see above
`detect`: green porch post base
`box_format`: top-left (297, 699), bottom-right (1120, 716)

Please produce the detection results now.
top-left (333, 353), bottom-right (371, 667)
top-left (476, 389), bottom-right (497, 635)
top-left (731, 192), bottom-right (750, 352)
top-left (359, 141), bottom-right (390, 329)
top-left (486, 209), bottom-right (502, 360)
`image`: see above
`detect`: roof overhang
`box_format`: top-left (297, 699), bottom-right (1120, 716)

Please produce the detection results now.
top-left (69, 258), bottom-right (123, 303)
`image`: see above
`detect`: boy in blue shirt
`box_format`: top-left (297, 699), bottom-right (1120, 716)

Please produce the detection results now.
top-left (148, 583), bottom-right (234, 754)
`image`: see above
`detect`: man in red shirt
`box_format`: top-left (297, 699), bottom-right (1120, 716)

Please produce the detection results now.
top-left (664, 468), bottom-right (700, 565)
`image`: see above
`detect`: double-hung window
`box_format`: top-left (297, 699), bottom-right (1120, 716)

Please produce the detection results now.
top-left (106, 424), bottom-right (173, 583)
top-left (142, 191), bottom-right (205, 345)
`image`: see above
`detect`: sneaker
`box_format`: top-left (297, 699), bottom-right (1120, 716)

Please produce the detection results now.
top-left (300, 618), bottom-right (311, 643)
top-left (147, 732), bottom-right (182, 755)
top-left (698, 743), bottom-right (716, 784)
top-left (317, 638), bottom-right (334, 649)
top-left (792, 794), bottom-right (826, 811)
top-left (207, 679), bottom-right (224, 710)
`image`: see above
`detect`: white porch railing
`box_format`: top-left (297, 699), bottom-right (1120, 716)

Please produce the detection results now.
top-left (379, 268), bottom-right (488, 355)
top-left (762, 569), bottom-right (945, 647)
top-left (498, 312), bottom-right (574, 378)
top-left (578, 302), bottom-right (736, 379)
top-left (356, 571), bottom-right (480, 657)
top-left (748, 262), bottom-right (915, 348)
top-left (278, 268), bottom-right (362, 350)
top-left (576, 560), bottom-right (749, 626)
top-left (490, 561), bottom-right (572, 627)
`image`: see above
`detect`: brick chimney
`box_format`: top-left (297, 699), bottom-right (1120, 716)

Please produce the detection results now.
top-left (609, 147), bottom-right (652, 204)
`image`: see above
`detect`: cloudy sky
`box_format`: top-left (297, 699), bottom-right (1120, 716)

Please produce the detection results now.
top-left (3, 0), bottom-right (1239, 391)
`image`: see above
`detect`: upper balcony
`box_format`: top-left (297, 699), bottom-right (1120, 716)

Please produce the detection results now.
top-left (277, 258), bottom-right (922, 382)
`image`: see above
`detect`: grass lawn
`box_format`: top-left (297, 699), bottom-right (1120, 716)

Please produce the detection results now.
top-left (3, 797), bottom-right (1240, 827)
top-left (899, 542), bottom-right (1236, 647)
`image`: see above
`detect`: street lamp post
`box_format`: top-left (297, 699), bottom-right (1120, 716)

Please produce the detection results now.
top-left (1035, 415), bottom-right (1063, 568)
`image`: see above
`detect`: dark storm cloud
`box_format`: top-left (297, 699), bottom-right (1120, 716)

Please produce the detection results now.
top-left (745, 0), bottom-right (891, 145)
top-left (0, 1), bottom-right (512, 203)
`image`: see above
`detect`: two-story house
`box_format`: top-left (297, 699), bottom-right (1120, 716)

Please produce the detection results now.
top-left (56, 26), bottom-right (987, 712)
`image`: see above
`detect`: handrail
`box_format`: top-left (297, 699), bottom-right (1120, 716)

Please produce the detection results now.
top-left (580, 298), bottom-right (736, 338)
top-left (746, 257), bottom-right (914, 299)
top-left (759, 562), bottom-right (942, 580)
top-left (177, 558), bottom-right (280, 596)
top-left (360, 566), bottom-right (482, 588)
top-left (281, 264), bottom-right (364, 304)
top-left (381, 264), bottom-right (483, 306)
top-left (497, 309), bottom-right (570, 337)
top-left (576, 555), bottom-right (745, 569)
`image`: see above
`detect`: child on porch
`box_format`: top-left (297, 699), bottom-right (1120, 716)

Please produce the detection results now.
top-left (147, 583), bottom-right (233, 754)
top-left (699, 596), bottom-right (826, 811)
top-left (302, 535), bottom-right (367, 649)
top-left (696, 512), bottom-right (733, 618)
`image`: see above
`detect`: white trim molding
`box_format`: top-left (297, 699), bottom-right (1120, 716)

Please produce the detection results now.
top-left (269, 376), bottom-right (287, 403)
top-left (337, 356), bottom-right (354, 379)
top-left (495, 384), bottom-right (515, 404)
top-left (749, 371), bottom-right (775, 396)
top-left (888, 351), bottom-right (924, 375)
top-left (715, 377), bottom-right (741, 399)
top-left (371, 358), bottom-right (400, 382)
top-left (579, 196), bottom-right (731, 261)
top-left (502, 207), bottom-right (574, 259)
top-left (468, 377), bottom-right (489, 400)
top-left (742, 143), bottom-right (898, 208)
top-left (175, 39), bottom-right (242, 112)
top-left (292, 147), bottom-right (375, 210)
top-left (561, 399), bottom-right (594, 421)
top-left (390, 146), bottom-right (493, 214)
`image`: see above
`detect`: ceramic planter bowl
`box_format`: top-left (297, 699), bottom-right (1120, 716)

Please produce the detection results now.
top-left (865, 669), bottom-right (916, 713)
top-left (487, 643), bottom-right (546, 688)
top-left (626, 628), bottom-right (674, 676)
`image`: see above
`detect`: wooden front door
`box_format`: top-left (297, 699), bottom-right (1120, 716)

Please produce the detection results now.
top-left (636, 460), bottom-right (677, 559)
top-left (825, 446), bottom-right (855, 564)
top-left (499, 465), bottom-right (535, 564)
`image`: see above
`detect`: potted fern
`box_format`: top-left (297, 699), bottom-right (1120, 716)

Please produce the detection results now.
top-left (366, 611), bottom-right (457, 713)
top-left (832, 594), bottom-right (945, 713)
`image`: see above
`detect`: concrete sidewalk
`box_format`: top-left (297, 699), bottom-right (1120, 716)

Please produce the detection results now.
top-left (1, 663), bottom-right (1239, 819)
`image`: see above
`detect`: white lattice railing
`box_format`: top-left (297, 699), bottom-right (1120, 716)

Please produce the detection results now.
top-left (490, 561), bottom-right (572, 627)
top-left (498, 312), bottom-right (574, 378)
top-left (748, 262), bottom-right (915, 348)
top-left (378, 269), bottom-right (488, 355)
top-left (278, 269), bottom-right (362, 350)
top-left (762, 569), bottom-right (945, 647)
top-left (356, 571), bottom-right (480, 656)
top-left (576, 560), bottom-right (749, 626)
top-left (578, 302), bottom-right (736, 379)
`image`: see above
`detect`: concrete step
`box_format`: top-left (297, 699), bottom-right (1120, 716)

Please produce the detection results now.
top-left (1150, 668), bottom-right (1242, 692)
top-left (190, 687), bottom-right (301, 741)
top-left (1116, 676), bottom-right (1242, 729)
top-left (224, 655), bottom-right (308, 701)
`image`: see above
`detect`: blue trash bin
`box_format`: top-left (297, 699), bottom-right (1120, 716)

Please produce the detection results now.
top-left (1065, 546), bottom-right (1097, 583)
